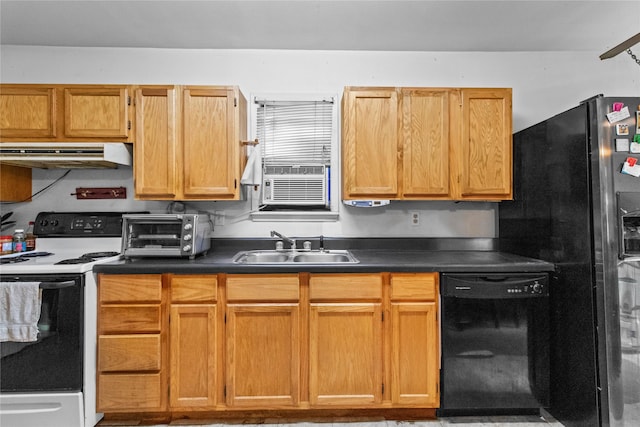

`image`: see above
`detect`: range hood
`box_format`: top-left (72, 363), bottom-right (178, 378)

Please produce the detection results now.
top-left (0, 142), bottom-right (133, 169)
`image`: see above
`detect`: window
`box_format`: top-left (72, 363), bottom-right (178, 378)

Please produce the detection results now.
top-left (249, 94), bottom-right (339, 220)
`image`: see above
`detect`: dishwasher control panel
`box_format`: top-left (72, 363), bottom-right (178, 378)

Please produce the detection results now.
top-left (441, 273), bottom-right (550, 298)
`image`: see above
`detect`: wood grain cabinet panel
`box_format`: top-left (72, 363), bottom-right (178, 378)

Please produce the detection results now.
top-left (97, 274), bottom-right (166, 413)
top-left (342, 87), bottom-right (399, 198)
top-left (0, 84), bottom-right (132, 142)
top-left (455, 88), bottom-right (512, 200)
top-left (0, 86), bottom-right (56, 138)
top-left (342, 86), bottom-right (512, 201)
top-left (134, 85), bottom-right (247, 200)
top-left (390, 273), bottom-right (440, 407)
top-left (309, 302), bottom-right (383, 407)
top-left (64, 87), bottom-right (130, 138)
top-left (170, 304), bottom-right (217, 409)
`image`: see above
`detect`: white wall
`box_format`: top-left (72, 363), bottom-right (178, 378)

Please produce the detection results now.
top-left (1, 45), bottom-right (638, 239)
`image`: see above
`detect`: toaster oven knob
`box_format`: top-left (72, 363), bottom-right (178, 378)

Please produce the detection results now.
top-left (183, 234), bottom-right (192, 241)
top-left (183, 244), bottom-right (192, 252)
top-left (184, 223), bottom-right (193, 230)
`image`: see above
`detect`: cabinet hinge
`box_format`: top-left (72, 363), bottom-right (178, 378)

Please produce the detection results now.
top-left (224, 313), bottom-right (227, 323)
top-left (234, 179), bottom-right (237, 189)
top-left (127, 120), bottom-right (131, 130)
top-left (382, 383), bottom-right (385, 395)
top-left (234, 98), bottom-right (237, 107)
top-left (127, 96), bottom-right (131, 106)
top-left (224, 385), bottom-right (227, 397)
top-left (381, 312), bottom-right (384, 322)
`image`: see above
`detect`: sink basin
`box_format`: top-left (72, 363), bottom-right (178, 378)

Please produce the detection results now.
top-left (232, 250), bottom-right (359, 264)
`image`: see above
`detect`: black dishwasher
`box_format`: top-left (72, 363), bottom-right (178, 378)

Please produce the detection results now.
top-left (439, 273), bottom-right (550, 416)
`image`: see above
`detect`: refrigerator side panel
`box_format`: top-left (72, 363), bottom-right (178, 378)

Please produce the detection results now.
top-left (499, 103), bottom-right (601, 427)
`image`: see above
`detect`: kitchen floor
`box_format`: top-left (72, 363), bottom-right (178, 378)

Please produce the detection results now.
top-left (102, 413), bottom-right (564, 427)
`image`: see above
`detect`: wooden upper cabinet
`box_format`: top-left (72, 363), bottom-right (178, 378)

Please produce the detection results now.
top-left (134, 86), bottom-right (177, 199)
top-left (401, 88), bottom-right (451, 198)
top-left (454, 88), bottom-right (513, 200)
top-left (134, 85), bottom-right (247, 201)
top-left (0, 84), bottom-right (132, 142)
top-left (0, 86), bottom-right (57, 138)
top-left (64, 87), bottom-right (130, 138)
top-left (182, 86), bottom-right (245, 199)
top-left (341, 86), bottom-right (512, 201)
top-left (342, 87), bottom-right (399, 199)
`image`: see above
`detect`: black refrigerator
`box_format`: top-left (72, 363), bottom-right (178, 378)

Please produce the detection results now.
top-left (499, 95), bottom-right (640, 427)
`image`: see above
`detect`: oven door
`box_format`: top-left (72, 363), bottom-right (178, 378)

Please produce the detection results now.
top-left (0, 274), bottom-right (84, 393)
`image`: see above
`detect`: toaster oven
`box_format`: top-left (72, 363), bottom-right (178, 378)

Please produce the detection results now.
top-left (122, 213), bottom-right (212, 259)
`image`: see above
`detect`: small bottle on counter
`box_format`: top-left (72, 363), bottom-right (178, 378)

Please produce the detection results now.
top-left (25, 221), bottom-right (36, 251)
top-left (12, 229), bottom-right (26, 253)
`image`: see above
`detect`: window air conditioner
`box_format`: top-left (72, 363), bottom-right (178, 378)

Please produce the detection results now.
top-left (262, 165), bottom-right (327, 206)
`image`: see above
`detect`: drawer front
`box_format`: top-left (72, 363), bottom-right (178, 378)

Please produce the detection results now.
top-left (390, 273), bottom-right (438, 301)
top-left (309, 274), bottom-right (383, 301)
top-left (171, 275), bottom-right (217, 303)
top-left (99, 305), bottom-right (161, 333)
top-left (98, 373), bottom-right (163, 411)
top-left (99, 274), bottom-right (162, 303)
top-left (99, 335), bottom-right (161, 372)
top-left (227, 274), bottom-right (299, 301)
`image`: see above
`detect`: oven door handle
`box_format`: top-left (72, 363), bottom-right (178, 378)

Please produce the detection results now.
top-left (39, 280), bottom-right (76, 289)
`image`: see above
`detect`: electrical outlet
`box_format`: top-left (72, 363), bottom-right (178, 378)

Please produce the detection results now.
top-left (214, 211), bottom-right (225, 226)
top-left (410, 211), bottom-right (419, 226)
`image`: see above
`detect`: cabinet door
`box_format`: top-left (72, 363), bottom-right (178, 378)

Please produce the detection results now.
top-left (401, 88), bottom-right (451, 198)
top-left (0, 86), bottom-right (56, 138)
top-left (0, 164), bottom-right (31, 202)
top-left (309, 303), bottom-right (383, 406)
top-left (391, 302), bottom-right (439, 407)
top-left (455, 88), bottom-right (512, 200)
top-left (170, 304), bottom-right (217, 409)
top-left (226, 303), bottom-right (300, 407)
top-left (64, 86), bottom-right (130, 138)
top-left (342, 88), bottom-right (399, 198)
top-left (182, 87), bottom-right (239, 199)
top-left (134, 86), bottom-right (177, 199)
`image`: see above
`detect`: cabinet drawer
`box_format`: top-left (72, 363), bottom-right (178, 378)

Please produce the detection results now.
top-left (309, 274), bottom-right (383, 301)
top-left (99, 335), bottom-right (161, 372)
top-left (99, 305), bottom-right (161, 333)
top-left (99, 274), bottom-right (162, 303)
top-left (227, 275), bottom-right (299, 301)
top-left (171, 275), bottom-right (217, 303)
top-left (390, 273), bottom-right (438, 301)
top-left (98, 373), bottom-right (163, 411)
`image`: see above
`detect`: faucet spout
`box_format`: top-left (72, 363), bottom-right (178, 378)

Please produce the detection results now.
top-left (270, 230), bottom-right (296, 250)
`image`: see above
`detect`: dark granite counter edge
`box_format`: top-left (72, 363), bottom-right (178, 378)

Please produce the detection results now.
top-left (94, 238), bottom-right (555, 275)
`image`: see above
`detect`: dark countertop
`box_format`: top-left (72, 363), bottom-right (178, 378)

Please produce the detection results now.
top-left (93, 238), bottom-right (554, 275)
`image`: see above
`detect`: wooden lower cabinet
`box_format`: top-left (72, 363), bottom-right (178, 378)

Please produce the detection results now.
top-left (390, 273), bottom-right (440, 407)
top-left (97, 274), bottom-right (166, 412)
top-left (226, 274), bottom-right (301, 407)
top-left (97, 271), bottom-right (440, 420)
top-left (169, 275), bottom-right (218, 409)
top-left (309, 274), bottom-right (384, 407)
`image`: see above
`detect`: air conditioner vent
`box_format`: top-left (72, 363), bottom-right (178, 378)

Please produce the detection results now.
top-left (263, 164), bottom-right (327, 205)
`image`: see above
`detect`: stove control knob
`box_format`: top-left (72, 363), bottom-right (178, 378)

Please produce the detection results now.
top-left (39, 219), bottom-right (48, 227)
top-left (184, 223), bottom-right (193, 230)
top-left (183, 234), bottom-right (192, 241)
top-left (183, 244), bottom-right (192, 252)
top-left (532, 282), bottom-right (543, 293)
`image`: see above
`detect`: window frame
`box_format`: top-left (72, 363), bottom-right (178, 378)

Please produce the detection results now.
top-left (248, 92), bottom-right (340, 222)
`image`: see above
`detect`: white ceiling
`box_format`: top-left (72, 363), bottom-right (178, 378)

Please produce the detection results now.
top-left (1, 0), bottom-right (639, 54)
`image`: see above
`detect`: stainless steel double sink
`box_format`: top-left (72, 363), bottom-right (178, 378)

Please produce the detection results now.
top-left (232, 249), bottom-right (359, 264)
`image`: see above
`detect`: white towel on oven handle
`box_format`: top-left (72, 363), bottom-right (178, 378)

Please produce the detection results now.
top-left (0, 281), bottom-right (42, 342)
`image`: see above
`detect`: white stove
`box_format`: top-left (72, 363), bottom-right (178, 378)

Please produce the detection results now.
top-left (0, 212), bottom-right (129, 427)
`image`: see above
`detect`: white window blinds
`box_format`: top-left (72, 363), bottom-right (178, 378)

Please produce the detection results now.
top-left (255, 98), bottom-right (334, 167)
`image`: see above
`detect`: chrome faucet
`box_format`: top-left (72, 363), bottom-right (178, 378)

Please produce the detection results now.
top-left (270, 230), bottom-right (296, 250)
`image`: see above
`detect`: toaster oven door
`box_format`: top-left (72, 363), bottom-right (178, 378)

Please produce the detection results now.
top-left (123, 216), bottom-right (184, 256)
